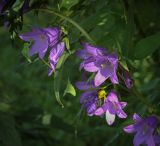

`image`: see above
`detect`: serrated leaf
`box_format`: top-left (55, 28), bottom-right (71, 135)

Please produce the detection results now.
top-left (63, 78), bottom-right (76, 97)
top-left (21, 43), bottom-right (31, 63)
top-left (133, 32), bottom-right (160, 59)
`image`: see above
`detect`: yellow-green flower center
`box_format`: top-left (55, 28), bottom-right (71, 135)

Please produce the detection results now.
top-left (98, 90), bottom-right (107, 99)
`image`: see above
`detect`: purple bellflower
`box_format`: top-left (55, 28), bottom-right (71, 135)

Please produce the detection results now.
top-left (95, 91), bottom-right (127, 125)
top-left (76, 80), bottom-right (98, 116)
top-left (19, 27), bottom-right (61, 59)
top-left (124, 113), bottom-right (160, 146)
top-left (48, 42), bottom-right (65, 75)
top-left (119, 65), bottom-right (133, 89)
top-left (20, 27), bottom-right (65, 75)
top-left (77, 43), bottom-right (119, 87)
top-left (76, 81), bottom-right (127, 124)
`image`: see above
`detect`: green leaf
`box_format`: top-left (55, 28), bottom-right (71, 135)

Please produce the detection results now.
top-left (61, 0), bottom-right (79, 9)
top-left (56, 52), bottom-right (70, 69)
top-left (21, 43), bottom-right (32, 63)
top-left (63, 78), bottom-right (76, 96)
top-left (54, 70), bottom-right (64, 108)
top-left (133, 32), bottom-right (160, 59)
top-left (63, 37), bottom-right (70, 52)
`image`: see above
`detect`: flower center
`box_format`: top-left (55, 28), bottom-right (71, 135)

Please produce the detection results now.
top-left (39, 35), bottom-right (46, 41)
top-left (142, 124), bottom-right (149, 135)
top-left (100, 61), bottom-right (111, 69)
top-left (98, 90), bottom-right (106, 99)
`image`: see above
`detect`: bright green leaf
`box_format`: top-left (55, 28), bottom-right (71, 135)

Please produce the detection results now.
top-left (21, 43), bottom-right (32, 63)
top-left (63, 37), bottom-right (70, 52)
top-left (63, 78), bottom-right (76, 96)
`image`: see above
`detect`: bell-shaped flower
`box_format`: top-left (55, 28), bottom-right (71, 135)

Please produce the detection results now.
top-left (76, 80), bottom-right (99, 116)
top-left (119, 65), bottom-right (133, 89)
top-left (123, 113), bottom-right (160, 146)
top-left (19, 27), bottom-right (61, 59)
top-left (48, 42), bottom-right (65, 76)
top-left (77, 43), bottom-right (118, 87)
top-left (95, 91), bottom-right (127, 125)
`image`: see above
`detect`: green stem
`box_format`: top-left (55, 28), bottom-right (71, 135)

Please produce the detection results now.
top-left (34, 8), bottom-right (94, 43)
top-left (41, 59), bottom-right (51, 68)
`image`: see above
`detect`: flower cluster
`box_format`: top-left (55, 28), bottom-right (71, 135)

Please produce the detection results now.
top-left (76, 43), bottom-right (160, 145)
top-left (19, 27), bottom-right (65, 75)
top-left (19, 26), bottom-right (159, 146)
top-left (76, 80), bottom-right (127, 125)
top-left (76, 43), bottom-right (129, 125)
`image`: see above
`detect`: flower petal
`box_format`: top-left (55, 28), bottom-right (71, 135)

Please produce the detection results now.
top-left (154, 135), bottom-right (160, 145)
top-left (84, 59), bottom-right (99, 72)
top-left (133, 113), bottom-right (142, 122)
top-left (110, 71), bottom-right (119, 84)
top-left (107, 91), bottom-right (119, 103)
top-left (83, 43), bottom-right (107, 56)
top-left (94, 107), bottom-right (105, 116)
top-left (29, 35), bottom-right (48, 59)
top-left (19, 28), bottom-right (42, 41)
top-left (120, 102), bottom-right (127, 108)
top-left (107, 53), bottom-right (118, 64)
top-left (123, 124), bottom-right (135, 133)
top-left (117, 109), bottom-right (127, 118)
top-left (76, 49), bottom-right (90, 59)
top-left (87, 103), bottom-right (96, 116)
top-left (105, 110), bottom-right (115, 125)
top-left (48, 42), bottom-right (65, 76)
top-left (43, 27), bottom-right (60, 47)
top-left (133, 132), bottom-right (146, 146)
top-left (94, 68), bottom-right (110, 87)
top-left (76, 81), bottom-right (95, 90)
top-left (146, 136), bottom-right (155, 146)
top-left (80, 91), bottom-right (96, 103)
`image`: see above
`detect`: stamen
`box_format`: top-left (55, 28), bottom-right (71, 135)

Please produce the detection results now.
top-left (98, 90), bottom-right (107, 99)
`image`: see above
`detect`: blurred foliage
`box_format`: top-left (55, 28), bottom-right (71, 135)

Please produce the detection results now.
top-left (0, 0), bottom-right (160, 146)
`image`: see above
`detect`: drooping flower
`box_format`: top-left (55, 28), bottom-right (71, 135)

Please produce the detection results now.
top-left (95, 91), bottom-right (127, 125)
top-left (119, 65), bottom-right (133, 89)
top-left (76, 80), bottom-right (98, 116)
top-left (77, 43), bottom-right (118, 87)
top-left (76, 43), bottom-right (108, 60)
top-left (123, 113), bottom-right (160, 146)
top-left (19, 27), bottom-right (61, 59)
top-left (48, 42), bottom-right (65, 76)
top-left (80, 90), bottom-right (98, 116)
